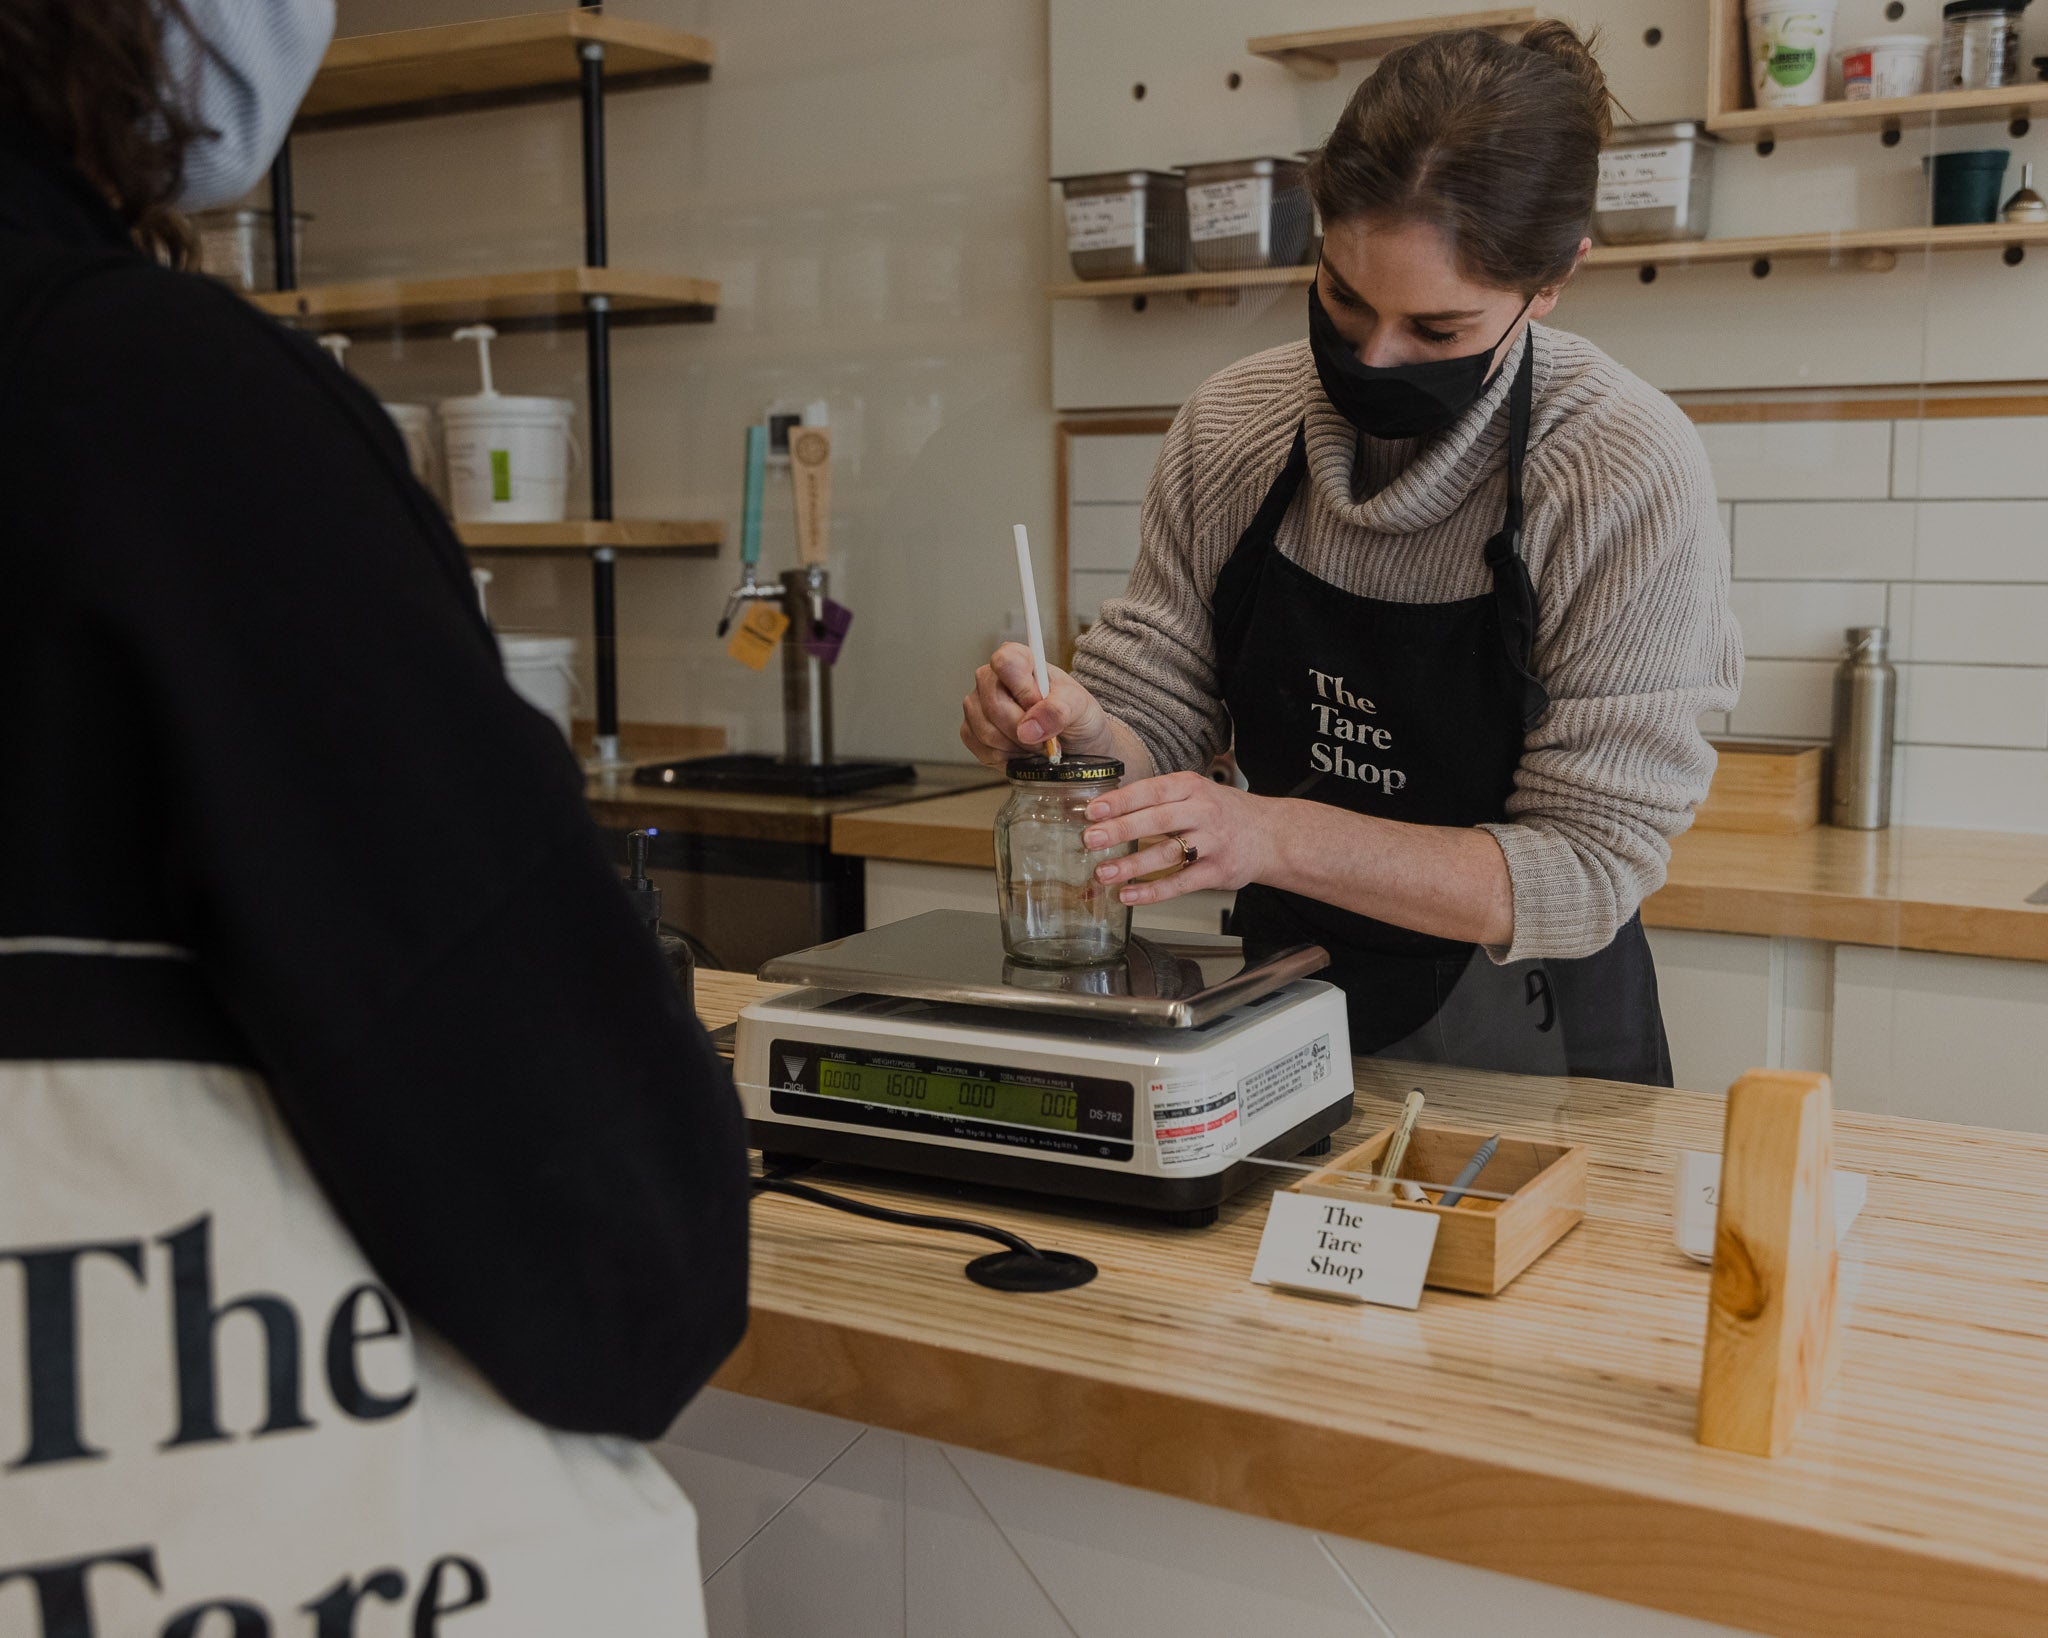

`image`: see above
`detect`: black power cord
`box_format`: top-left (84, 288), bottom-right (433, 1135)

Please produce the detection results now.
top-left (749, 1172), bottom-right (1097, 1293)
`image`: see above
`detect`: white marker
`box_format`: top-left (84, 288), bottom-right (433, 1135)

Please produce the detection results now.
top-left (1012, 522), bottom-right (1061, 762)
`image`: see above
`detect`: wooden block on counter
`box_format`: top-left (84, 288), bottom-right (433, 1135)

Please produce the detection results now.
top-left (1293, 1121), bottom-right (1586, 1295)
top-left (1695, 739), bottom-right (1825, 834)
top-left (1697, 1069), bottom-right (1840, 1458)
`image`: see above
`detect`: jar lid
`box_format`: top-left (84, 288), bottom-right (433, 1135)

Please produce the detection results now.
top-left (1006, 753), bottom-right (1123, 782)
top-left (1944, 0), bottom-right (2028, 17)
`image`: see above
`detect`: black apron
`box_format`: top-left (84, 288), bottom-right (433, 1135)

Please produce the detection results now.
top-left (1214, 343), bottom-right (1672, 1085)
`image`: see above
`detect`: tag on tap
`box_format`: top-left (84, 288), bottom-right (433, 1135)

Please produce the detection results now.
top-left (803, 597), bottom-right (854, 665)
top-left (728, 602), bottom-right (789, 670)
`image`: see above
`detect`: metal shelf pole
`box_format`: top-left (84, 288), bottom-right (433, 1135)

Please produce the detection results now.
top-left (579, 38), bottom-right (621, 766)
top-left (268, 139), bottom-right (297, 291)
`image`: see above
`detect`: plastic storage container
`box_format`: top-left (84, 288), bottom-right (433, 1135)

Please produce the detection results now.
top-left (994, 755), bottom-right (1133, 967)
top-left (383, 403), bottom-right (439, 496)
top-left (1595, 122), bottom-right (1719, 245)
top-left (1180, 157), bottom-right (1313, 272)
top-left (190, 208), bottom-right (310, 293)
top-left (498, 633), bottom-right (578, 743)
top-left (1925, 148), bottom-right (2010, 222)
top-left (438, 325), bottom-right (580, 524)
top-left (1838, 34), bottom-right (1933, 97)
top-left (1747, 0), bottom-right (1839, 107)
top-left (1941, 0), bottom-right (2029, 87)
top-left (1056, 171), bottom-right (1189, 280)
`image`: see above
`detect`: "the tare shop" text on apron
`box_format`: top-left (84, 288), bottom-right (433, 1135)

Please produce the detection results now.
top-left (1308, 669), bottom-right (1408, 792)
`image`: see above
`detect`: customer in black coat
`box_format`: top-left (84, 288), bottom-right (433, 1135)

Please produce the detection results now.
top-left (0, 111), bottom-right (750, 1438)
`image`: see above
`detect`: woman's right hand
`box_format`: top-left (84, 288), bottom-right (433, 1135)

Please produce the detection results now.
top-left (959, 642), bottom-right (1115, 771)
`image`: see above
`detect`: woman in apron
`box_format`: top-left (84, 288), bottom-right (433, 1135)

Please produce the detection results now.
top-left (964, 23), bottom-right (1740, 1086)
top-left (0, 3), bottom-right (746, 1631)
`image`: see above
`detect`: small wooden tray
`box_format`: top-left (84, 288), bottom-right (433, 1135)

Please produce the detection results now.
top-left (1695, 740), bottom-right (1825, 834)
top-left (1291, 1122), bottom-right (1587, 1295)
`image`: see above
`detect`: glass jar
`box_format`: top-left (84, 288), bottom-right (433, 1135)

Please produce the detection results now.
top-left (994, 755), bottom-right (1133, 966)
top-left (1941, 0), bottom-right (2025, 88)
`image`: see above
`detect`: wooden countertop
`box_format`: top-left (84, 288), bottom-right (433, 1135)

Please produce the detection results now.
top-left (832, 786), bottom-right (2048, 961)
top-left (586, 761), bottom-right (999, 846)
top-left (699, 969), bottom-right (2048, 1638)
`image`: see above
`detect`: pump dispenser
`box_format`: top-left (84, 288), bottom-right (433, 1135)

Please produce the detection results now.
top-left (317, 332), bottom-right (352, 370)
top-left (452, 324), bottom-right (500, 396)
top-left (623, 829), bottom-right (696, 1012)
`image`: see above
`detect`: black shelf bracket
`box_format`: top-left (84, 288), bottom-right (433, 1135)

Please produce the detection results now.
top-left (268, 138), bottom-right (298, 291)
top-left (579, 36), bottom-right (623, 763)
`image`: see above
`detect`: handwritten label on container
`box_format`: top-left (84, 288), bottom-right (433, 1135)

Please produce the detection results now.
top-left (1251, 1191), bottom-right (1438, 1309)
top-left (1189, 177), bottom-right (1269, 243)
top-left (1065, 192), bottom-right (1138, 253)
top-left (1596, 145), bottom-right (1690, 214)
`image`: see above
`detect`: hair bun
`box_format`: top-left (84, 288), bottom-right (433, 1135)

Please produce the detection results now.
top-left (1520, 19), bottom-right (1615, 144)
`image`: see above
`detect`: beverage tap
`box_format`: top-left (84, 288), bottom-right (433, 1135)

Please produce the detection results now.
top-left (716, 424), bottom-right (770, 637)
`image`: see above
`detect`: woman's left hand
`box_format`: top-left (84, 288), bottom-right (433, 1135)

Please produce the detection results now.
top-left (1081, 772), bottom-right (1279, 905)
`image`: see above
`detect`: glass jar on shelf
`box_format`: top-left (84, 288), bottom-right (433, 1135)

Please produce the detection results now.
top-left (994, 754), bottom-right (1133, 966)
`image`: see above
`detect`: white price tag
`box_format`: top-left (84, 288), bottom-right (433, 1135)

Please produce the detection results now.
top-left (1065, 191), bottom-right (1138, 253)
top-left (1189, 176), bottom-right (1267, 243)
top-left (1251, 1191), bottom-right (1439, 1308)
top-left (1673, 1149), bottom-right (1869, 1265)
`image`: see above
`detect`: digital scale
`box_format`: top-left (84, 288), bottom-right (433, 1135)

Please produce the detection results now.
top-left (734, 910), bottom-right (1354, 1226)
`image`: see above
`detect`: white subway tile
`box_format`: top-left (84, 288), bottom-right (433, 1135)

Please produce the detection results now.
top-left (1699, 710), bottom-right (1731, 738)
top-left (1893, 419), bottom-right (2048, 500)
top-left (1067, 503), bottom-right (1143, 572)
top-left (1730, 502), bottom-right (1916, 579)
top-left (1898, 665), bottom-right (2048, 749)
top-left (1894, 745), bottom-right (2048, 831)
top-left (1728, 580), bottom-right (1887, 659)
top-left (1905, 501), bottom-right (2048, 581)
top-left (1697, 421), bottom-right (1891, 501)
top-left (1891, 584), bottom-right (2048, 666)
top-left (1069, 569), bottom-right (1128, 625)
top-left (1067, 433), bottom-right (1164, 503)
top-left (1727, 658), bottom-right (1835, 739)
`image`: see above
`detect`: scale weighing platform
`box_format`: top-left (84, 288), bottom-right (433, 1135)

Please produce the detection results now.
top-left (735, 910), bottom-right (1354, 1225)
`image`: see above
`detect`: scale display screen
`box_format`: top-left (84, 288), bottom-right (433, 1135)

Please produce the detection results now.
top-left (769, 1038), bottom-right (1136, 1161)
top-left (816, 1059), bottom-right (1081, 1131)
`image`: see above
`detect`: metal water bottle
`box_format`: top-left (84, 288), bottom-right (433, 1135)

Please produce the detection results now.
top-left (1828, 626), bottom-right (1896, 830)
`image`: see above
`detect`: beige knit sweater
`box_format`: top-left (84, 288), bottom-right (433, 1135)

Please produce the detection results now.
top-left (1072, 325), bottom-right (1742, 963)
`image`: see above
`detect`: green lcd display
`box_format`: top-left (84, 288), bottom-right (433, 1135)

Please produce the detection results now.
top-left (814, 1058), bottom-right (1079, 1133)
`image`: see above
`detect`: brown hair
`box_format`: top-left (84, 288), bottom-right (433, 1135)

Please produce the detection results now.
top-left (1306, 21), bottom-right (1615, 298)
top-left (0, 0), bottom-right (202, 260)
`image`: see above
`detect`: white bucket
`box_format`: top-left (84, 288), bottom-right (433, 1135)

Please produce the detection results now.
top-left (498, 632), bottom-right (578, 743)
top-left (440, 394), bottom-right (580, 524)
top-left (1747, 0), bottom-right (1838, 107)
top-left (384, 402), bottom-right (438, 496)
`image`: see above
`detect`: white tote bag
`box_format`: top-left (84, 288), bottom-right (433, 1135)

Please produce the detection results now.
top-left (0, 1055), bottom-right (709, 1637)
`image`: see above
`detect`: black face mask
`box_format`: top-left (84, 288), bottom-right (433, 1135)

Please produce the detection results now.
top-left (1308, 278), bottom-right (1531, 442)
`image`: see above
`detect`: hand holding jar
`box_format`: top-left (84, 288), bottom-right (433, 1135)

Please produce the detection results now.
top-left (1079, 771), bottom-right (1281, 908)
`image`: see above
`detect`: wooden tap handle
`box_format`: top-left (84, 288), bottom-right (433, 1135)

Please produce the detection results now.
top-left (791, 426), bottom-right (831, 567)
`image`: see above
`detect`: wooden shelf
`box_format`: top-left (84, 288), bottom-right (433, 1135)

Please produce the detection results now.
top-left (1707, 85), bottom-right (2048, 142)
top-left (1047, 223), bottom-right (2048, 300)
top-left (1586, 221), bottom-right (2048, 272)
top-left (1248, 9), bottom-right (1535, 79)
top-left (297, 12), bottom-right (714, 131)
top-left (1704, 0), bottom-right (2048, 141)
top-left (252, 268), bottom-right (718, 334)
top-left (456, 520), bottom-right (722, 556)
top-left (1046, 265), bottom-right (1313, 300)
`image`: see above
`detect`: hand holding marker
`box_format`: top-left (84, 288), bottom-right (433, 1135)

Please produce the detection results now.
top-left (1012, 523), bottom-right (1061, 763)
